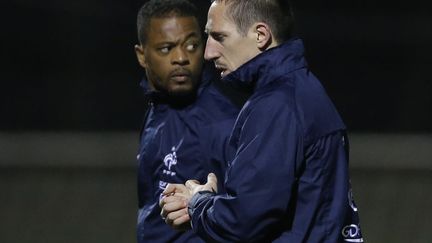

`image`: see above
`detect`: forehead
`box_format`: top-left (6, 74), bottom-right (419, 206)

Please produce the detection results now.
top-left (206, 2), bottom-right (236, 33)
top-left (147, 16), bottom-right (201, 42)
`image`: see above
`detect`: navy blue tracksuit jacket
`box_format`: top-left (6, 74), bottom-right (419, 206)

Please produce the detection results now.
top-left (136, 72), bottom-right (239, 242)
top-left (188, 38), bottom-right (363, 242)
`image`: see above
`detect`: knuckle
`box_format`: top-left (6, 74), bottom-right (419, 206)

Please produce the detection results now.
top-left (167, 213), bottom-right (175, 221)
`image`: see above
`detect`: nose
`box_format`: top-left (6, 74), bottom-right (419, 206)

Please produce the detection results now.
top-left (171, 47), bottom-right (189, 65)
top-left (204, 37), bottom-right (219, 61)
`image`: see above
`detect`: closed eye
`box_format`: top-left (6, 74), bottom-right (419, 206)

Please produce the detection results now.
top-left (211, 33), bottom-right (225, 43)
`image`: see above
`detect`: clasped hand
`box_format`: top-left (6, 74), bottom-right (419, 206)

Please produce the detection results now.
top-left (159, 173), bottom-right (218, 230)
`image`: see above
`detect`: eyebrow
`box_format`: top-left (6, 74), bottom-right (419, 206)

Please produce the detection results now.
top-left (204, 25), bottom-right (214, 35)
top-left (155, 31), bottom-right (201, 45)
top-left (184, 31), bottom-right (200, 40)
top-left (205, 28), bottom-right (225, 37)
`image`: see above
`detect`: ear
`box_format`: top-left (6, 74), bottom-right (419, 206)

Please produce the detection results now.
top-left (134, 44), bottom-right (147, 68)
top-left (254, 23), bottom-right (273, 51)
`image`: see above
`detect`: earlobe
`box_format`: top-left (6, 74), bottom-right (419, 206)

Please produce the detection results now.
top-left (135, 44), bottom-right (147, 68)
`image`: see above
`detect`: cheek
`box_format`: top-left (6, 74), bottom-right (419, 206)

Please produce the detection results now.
top-left (146, 60), bottom-right (171, 85)
top-left (224, 42), bottom-right (243, 66)
top-left (190, 55), bottom-right (204, 75)
top-left (229, 43), bottom-right (255, 69)
top-left (150, 55), bottom-right (170, 73)
top-left (225, 50), bottom-right (244, 70)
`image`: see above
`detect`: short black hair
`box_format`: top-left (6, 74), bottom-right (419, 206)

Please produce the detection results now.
top-left (137, 0), bottom-right (200, 44)
top-left (212, 0), bottom-right (294, 43)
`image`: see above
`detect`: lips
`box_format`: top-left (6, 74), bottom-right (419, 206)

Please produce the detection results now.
top-left (214, 63), bottom-right (226, 71)
top-left (169, 69), bottom-right (191, 82)
top-left (215, 63), bottom-right (228, 77)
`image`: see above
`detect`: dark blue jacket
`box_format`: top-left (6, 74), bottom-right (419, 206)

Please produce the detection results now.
top-left (188, 38), bottom-right (363, 243)
top-left (136, 71), bottom-right (239, 243)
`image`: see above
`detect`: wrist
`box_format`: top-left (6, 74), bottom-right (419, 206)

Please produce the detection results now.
top-left (187, 190), bottom-right (215, 223)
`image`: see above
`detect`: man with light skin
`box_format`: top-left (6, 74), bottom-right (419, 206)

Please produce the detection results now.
top-left (160, 0), bottom-right (363, 242)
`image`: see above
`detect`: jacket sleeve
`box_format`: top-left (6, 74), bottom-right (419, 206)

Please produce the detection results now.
top-left (189, 100), bottom-right (303, 242)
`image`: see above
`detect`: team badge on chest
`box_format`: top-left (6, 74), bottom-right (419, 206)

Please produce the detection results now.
top-left (162, 139), bottom-right (183, 177)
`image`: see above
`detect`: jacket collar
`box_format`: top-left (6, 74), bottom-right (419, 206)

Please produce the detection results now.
top-left (222, 37), bottom-right (307, 90)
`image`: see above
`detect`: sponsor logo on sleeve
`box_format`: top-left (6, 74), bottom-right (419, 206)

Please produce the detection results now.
top-left (342, 224), bottom-right (363, 242)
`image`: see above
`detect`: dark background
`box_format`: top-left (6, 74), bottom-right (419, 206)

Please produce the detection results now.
top-left (1, 0), bottom-right (431, 243)
top-left (1, 0), bottom-right (431, 132)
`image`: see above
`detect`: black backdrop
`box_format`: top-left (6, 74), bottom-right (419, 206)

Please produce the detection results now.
top-left (2, 0), bottom-right (431, 132)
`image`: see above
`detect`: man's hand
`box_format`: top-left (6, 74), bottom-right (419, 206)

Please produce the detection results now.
top-left (160, 173), bottom-right (218, 230)
top-left (160, 183), bottom-right (192, 231)
top-left (185, 172), bottom-right (218, 195)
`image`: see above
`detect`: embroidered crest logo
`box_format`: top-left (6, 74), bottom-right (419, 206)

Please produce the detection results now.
top-left (162, 139), bottom-right (183, 176)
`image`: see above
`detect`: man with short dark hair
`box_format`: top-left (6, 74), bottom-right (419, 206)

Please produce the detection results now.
top-left (161, 0), bottom-right (363, 242)
top-left (134, 0), bottom-right (238, 242)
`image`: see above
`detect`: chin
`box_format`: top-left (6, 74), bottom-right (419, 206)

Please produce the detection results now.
top-left (167, 87), bottom-right (198, 107)
top-left (169, 85), bottom-right (196, 97)
top-left (171, 81), bottom-right (196, 92)
top-left (220, 70), bottom-right (231, 78)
